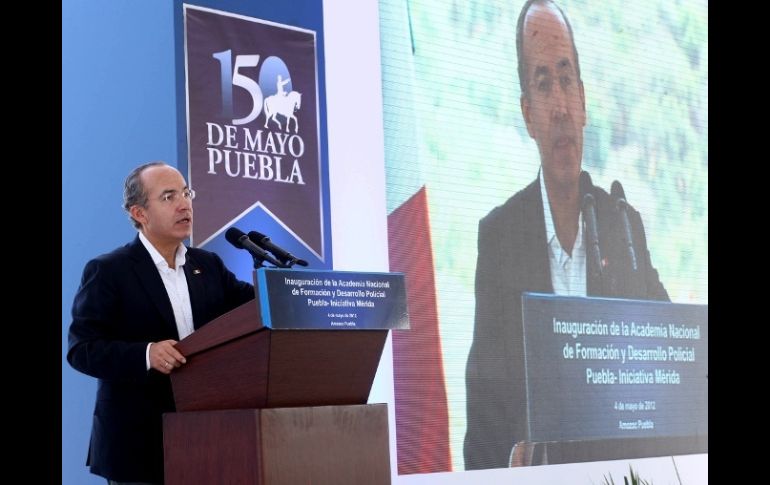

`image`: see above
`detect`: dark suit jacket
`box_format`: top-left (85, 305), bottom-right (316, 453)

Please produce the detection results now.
top-left (67, 235), bottom-right (255, 482)
top-left (464, 176), bottom-right (669, 470)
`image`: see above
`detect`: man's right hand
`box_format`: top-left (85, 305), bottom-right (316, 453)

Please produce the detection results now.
top-left (149, 340), bottom-right (187, 375)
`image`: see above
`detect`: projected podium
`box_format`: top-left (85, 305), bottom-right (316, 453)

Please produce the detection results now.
top-left (163, 269), bottom-right (408, 485)
top-left (510, 293), bottom-right (708, 466)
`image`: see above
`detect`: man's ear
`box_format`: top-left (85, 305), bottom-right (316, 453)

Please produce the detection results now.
top-left (579, 80), bottom-right (586, 127)
top-left (129, 205), bottom-right (146, 228)
top-left (521, 95), bottom-right (535, 139)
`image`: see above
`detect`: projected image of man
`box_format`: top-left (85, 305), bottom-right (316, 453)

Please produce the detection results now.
top-left (463, 0), bottom-right (669, 470)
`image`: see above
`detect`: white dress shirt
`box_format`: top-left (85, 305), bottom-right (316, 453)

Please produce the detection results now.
top-left (539, 174), bottom-right (587, 297)
top-left (139, 232), bottom-right (196, 369)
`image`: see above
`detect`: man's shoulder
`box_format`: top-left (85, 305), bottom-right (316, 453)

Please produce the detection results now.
top-left (185, 246), bottom-right (229, 272)
top-left (480, 178), bottom-right (540, 227)
top-left (592, 183), bottom-right (643, 220)
top-left (76, 239), bottom-right (143, 283)
top-left (592, 184), bottom-right (612, 206)
top-left (88, 239), bottom-right (139, 266)
top-left (185, 245), bottom-right (220, 261)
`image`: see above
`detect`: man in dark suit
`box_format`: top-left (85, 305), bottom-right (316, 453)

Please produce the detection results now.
top-left (68, 162), bottom-right (255, 484)
top-left (464, 0), bottom-right (669, 470)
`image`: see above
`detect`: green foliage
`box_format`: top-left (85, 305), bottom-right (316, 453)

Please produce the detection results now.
top-left (382, 0), bottom-right (707, 304)
top-left (601, 464), bottom-right (653, 485)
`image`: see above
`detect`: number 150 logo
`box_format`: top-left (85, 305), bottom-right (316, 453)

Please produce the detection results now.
top-left (213, 50), bottom-right (302, 132)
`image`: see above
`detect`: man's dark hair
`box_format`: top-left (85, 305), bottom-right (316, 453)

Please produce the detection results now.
top-left (123, 161), bottom-right (167, 228)
top-left (516, 0), bottom-right (581, 99)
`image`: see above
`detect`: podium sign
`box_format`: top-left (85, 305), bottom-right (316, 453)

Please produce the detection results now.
top-left (256, 268), bottom-right (409, 330)
top-left (521, 293), bottom-right (707, 444)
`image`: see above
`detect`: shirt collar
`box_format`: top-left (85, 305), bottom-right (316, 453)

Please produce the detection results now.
top-left (138, 232), bottom-right (187, 269)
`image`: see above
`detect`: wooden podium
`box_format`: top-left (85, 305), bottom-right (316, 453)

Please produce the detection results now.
top-left (163, 269), bottom-right (406, 485)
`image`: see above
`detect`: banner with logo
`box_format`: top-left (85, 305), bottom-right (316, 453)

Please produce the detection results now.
top-left (183, 5), bottom-right (326, 263)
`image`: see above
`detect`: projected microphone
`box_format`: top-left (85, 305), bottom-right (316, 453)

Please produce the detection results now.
top-left (611, 180), bottom-right (638, 272)
top-left (225, 227), bottom-right (285, 268)
top-left (248, 231), bottom-right (309, 267)
top-left (580, 171), bottom-right (603, 282)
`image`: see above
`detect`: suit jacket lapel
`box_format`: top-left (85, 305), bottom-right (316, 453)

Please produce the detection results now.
top-left (495, 178), bottom-right (553, 303)
top-left (128, 236), bottom-right (178, 335)
top-left (523, 178), bottom-right (553, 294)
top-left (183, 252), bottom-right (207, 330)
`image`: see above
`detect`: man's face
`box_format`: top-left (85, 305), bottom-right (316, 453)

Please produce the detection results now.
top-left (133, 165), bottom-right (193, 246)
top-left (521, 3), bottom-right (585, 194)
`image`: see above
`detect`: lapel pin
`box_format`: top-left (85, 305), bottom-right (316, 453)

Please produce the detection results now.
top-left (193, 269), bottom-right (202, 275)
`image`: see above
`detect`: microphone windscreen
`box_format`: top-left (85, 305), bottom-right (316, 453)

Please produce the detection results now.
top-left (248, 230), bottom-right (268, 242)
top-left (579, 171), bottom-right (594, 196)
top-left (610, 180), bottom-right (626, 201)
top-left (225, 227), bottom-right (246, 248)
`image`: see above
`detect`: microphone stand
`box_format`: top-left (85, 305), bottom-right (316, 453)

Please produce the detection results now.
top-left (580, 174), bottom-right (604, 295)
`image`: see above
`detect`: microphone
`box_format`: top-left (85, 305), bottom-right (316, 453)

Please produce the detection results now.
top-left (225, 227), bottom-right (285, 268)
top-left (580, 171), bottom-right (603, 281)
top-left (611, 180), bottom-right (638, 272)
top-left (248, 231), bottom-right (309, 267)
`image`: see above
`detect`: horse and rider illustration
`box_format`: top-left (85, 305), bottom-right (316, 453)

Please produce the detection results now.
top-left (264, 74), bottom-right (302, 133)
